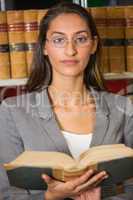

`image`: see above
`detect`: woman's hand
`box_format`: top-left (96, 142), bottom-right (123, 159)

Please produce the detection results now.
top-left (74, 187), bottom-right (101, 200)
top-left (42, 169), bottom-right (108, 200)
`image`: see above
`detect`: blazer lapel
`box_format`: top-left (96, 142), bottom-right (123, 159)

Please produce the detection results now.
top-left (35, 89), bottom-right (71, 155)
top-left (90, 88), bottom-right (110, 147)
top-left (30, 88), bottom-right (110, 152)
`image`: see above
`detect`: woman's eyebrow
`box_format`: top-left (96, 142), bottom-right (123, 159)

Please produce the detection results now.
top-left (75, 30), bottom-right (89, 34)
top-left (51, 31), bottom-right (65, 36)
top-left (51, 30), bottom-right (89, 36)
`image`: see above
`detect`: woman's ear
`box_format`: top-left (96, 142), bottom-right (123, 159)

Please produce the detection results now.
top-left (91, 36), bottom-right (98, 55)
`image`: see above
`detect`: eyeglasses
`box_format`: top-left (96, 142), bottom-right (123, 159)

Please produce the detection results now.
top-left (46, 35), bottom-right (93, 48)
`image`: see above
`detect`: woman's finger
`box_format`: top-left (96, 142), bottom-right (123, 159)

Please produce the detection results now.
top-left (91, 174), bottom-right (109, 188)
top-left (42, 174), bottom-right (53, 184)
top-left (74, 171), bottom-right (107, 192)
top-left (68, 169), bottom-right (94, 189)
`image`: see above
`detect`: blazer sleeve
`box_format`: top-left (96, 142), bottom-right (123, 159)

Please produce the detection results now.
top-left (0, 100), bottom-right (24, 163)
top-left (0, 101), bottom-right (45, 200)
top-left (104, 97), bottom-right (133, 200)
top-left (0, 164), bottom-right (11, 200)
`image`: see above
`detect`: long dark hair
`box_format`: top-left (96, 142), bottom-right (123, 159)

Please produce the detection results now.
top-left (26, 2), bottom-right (105, 92)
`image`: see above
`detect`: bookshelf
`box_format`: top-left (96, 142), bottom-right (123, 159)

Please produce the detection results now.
top-left (1, 73), bottom-right (133, 87)
top-left (0, 78), bottom-right (27, 87)
top-left (104, 73), bottom-right (133, 80)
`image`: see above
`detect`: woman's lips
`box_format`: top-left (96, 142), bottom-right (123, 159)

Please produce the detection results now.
top-left (61, 60), bottom-right (79, 65)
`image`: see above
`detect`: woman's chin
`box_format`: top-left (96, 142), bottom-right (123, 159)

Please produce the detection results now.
top-left (60, 70), bottom-right (83, 77)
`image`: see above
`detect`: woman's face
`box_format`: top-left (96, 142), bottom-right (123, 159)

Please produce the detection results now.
top-left (44, 13), bottom-right (97, 78)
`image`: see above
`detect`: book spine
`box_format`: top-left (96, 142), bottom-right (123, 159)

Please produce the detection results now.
top-left (24, 10), bottom-right (38, 75)
top-left (37, 9), bottom-right (47, 30)
top-left (107, 7), bottom-right (126, 73)
top-left (125, 6), bottom-right (133, 72)
top-left (91, 7), bottom-right (109, 73)
top-left (0, 11), bottom-right (11, 79)
top-left (7, 10), bottom-right (27, 79)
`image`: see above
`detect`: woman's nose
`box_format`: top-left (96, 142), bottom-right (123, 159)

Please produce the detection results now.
top-left (64, 41), bottom-right (77, 56)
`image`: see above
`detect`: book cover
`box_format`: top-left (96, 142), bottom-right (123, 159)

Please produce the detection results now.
top-left (125, 6), bottom-right (133, 72)
top-left (91, 7), bottom-right (109, 73)
top-left (107, 6), bottom-right (126, 73)
top-left (24, 10), bottom-right (38, 75)
top-left (0, 11), bottom-right (11, 80)
top-left (37, 9), bottom-right (47, 30)
top-left (7, 10), bottom-right (27, 79)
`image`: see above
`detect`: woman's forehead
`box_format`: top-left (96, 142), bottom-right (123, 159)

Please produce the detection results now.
top-left (47, 13), bottom-right (90, 35)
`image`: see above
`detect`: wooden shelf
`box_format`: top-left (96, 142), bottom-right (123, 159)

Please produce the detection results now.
top-left (104, 72), bottom-right (133, 80)
top-left (0, 73), bottom-right (133, 87)
top-left (0, 78), bottom-right (27, 87)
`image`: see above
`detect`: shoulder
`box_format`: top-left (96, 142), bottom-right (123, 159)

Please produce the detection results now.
top-left (0, 92), bottom-right (37, 121)
top-left (99, 90), bottom-right (127, 105)
top-left (92, 88), bottom-right (133, 116)
top-left (91, 87), bottom-right (127, 104)
top-left (1, 92), bottom-right (36, 109)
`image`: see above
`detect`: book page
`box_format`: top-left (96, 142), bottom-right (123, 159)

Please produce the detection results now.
top-left (4, 151), bottom-right (77, 170)
top-left (78, 144), bottom-right (133, 168)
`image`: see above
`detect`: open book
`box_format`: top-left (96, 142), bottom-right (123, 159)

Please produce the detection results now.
top-left (3, 144), bottom-right (133, 191)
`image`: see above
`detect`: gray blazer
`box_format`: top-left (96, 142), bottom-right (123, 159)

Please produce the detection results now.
top-left (0, 87), bottom-right (133, 200)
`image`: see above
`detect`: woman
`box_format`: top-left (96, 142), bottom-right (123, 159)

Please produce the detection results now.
top-left (0, 2), bottom-right (133, 200)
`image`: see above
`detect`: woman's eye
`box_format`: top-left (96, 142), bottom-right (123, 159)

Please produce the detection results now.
top-left (53, 37), bottom-right (65, 44)
top-left (76, 36), bottom-right (88, 43)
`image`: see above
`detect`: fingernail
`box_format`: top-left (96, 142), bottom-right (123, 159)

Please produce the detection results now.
top-left (102, 171), bottom-right (106, 175)
top-left (42, 174), bottom-right (46, 179)
top-left (104, 175), bottom-right (109, 179)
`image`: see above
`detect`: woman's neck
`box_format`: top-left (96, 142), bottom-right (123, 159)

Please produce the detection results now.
top-left (48, 80), bottom-right (90, 108)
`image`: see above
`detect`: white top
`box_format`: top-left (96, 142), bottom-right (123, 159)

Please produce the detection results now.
top-left (62, 130), bottom-right (93, 159)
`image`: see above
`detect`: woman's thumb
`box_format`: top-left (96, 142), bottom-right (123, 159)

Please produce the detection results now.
top-left (42, 174), bottom-right (52, 184)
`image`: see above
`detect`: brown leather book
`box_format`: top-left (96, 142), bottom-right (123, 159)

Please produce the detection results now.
top-left (107, 6), bottom-right (126, 73)
top-left (24, 10), bottom-right (38, 75)
top-left (91, 7), bottom-right (109, 73)
top-left (125, 6), bottom-right (133, 72)
top-left (0, 11), bottom-right (10, 79)
top-left (7, 10), bottom-right (27, 79)
top-left (37, 9), bottom-right (47, 29)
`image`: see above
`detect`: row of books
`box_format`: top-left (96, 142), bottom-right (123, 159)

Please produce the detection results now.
top-left (0, 6), bottom-right (133, 80)
top-left (91, 6), bottom-right (133, 74)
top-left (0, 9), bottom-right (47, 80)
